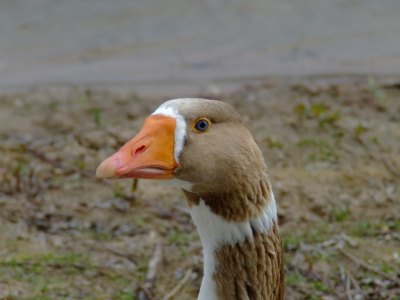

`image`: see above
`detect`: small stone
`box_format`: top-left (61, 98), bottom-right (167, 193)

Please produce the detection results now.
top-left (174, 268), bottom-right (184, 280)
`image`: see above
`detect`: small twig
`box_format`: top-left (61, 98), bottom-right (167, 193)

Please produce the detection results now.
top-left (103, 246), bottom-right (137, 265)
top-left (380, 153), bottom-right (399, 177)
top-left (130, 276), bottom-right (154, 300)
top-left (146, 243), bottom-right (163, 284)
top-left (346, 269), bottom-right (353, 300)
top-left (162, 269), bottom-right (193, 300)
top-left (349, 272), bottom-right (361, 291)
top-left (339, 249), bottom-right (400, 285)
top-left (131, 178), bottom-right (138, 193)
top-left (14, 164), bottom-right (21, 193)
top-left (137, 243), bottom-right (163, 300)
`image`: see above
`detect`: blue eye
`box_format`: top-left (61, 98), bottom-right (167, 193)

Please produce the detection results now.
top-left (194, 119), bottom-right (210, 132)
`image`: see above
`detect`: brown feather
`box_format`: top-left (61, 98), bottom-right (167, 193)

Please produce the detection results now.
top-left (213, 222), bottom-right (284, 300)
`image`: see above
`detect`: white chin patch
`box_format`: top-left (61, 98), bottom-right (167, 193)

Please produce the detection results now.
top-left (151, 102), bottom-right (187, 163)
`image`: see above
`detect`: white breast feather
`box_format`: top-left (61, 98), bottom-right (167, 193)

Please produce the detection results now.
top-left (190, 193), bottom-right (277, 300)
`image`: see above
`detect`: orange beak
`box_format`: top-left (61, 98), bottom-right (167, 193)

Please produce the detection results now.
top-left (96, 115), bottom-right (178, 179)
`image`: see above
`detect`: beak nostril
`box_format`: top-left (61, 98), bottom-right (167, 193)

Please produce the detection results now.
top-left (134, 145), bottom-right (146, 156)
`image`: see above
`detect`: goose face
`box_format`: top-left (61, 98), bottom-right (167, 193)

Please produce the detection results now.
top-left (96, 98), bottom-right (262, 192)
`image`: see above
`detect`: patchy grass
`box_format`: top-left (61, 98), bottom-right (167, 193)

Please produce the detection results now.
top-left (297, 138), bottom-right (338, 162)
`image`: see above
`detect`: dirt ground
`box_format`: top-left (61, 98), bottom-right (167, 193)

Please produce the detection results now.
top-left (0, 78), bottom-right (399, 300)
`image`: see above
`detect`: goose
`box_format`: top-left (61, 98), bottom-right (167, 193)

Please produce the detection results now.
top-left (96, 98), bottom-right (284, 300)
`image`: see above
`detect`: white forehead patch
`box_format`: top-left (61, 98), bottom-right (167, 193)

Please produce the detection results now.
top-left (152, 101), bottom-right (187, 162)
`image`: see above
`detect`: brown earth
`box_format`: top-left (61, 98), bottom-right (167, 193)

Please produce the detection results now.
top-left (0, 78), bottom-right (399, 299)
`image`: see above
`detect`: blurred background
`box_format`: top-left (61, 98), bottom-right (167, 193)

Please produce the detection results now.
top-left (1, 1), bottom-right (400, 299)
top-left (1, 0), bottom-right (400, 95)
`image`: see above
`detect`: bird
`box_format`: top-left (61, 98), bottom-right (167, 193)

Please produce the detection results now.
top-left (96, 98), bottom-right (284, 300)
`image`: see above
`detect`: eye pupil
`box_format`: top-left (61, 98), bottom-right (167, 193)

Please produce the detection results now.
top-left (195, 119), bottom-right (209, 131)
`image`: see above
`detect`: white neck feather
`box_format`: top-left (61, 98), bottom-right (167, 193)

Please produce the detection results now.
top-left (190, 193), bottom-right (277, 300)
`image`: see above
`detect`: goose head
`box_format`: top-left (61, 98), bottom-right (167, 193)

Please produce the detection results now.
top-left (97, 99), bottom-right (262, 193)
top-left (97, 98), bottom-right (284, 300)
